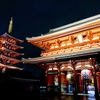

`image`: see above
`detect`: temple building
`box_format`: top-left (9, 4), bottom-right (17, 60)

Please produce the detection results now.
top-left (22, 14), bottom-right (100, 97)
top-left (0, 18), bottom-right (24, 73)
top-left (0, 32), bottom-right (24, 72)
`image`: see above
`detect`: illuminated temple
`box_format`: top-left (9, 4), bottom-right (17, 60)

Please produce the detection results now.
top-left (0, 33), bottom-right (24, 72)
top-left (0, 18), bottom-right (24, 73)
top-left (22, 14), bottom-right (100, 97)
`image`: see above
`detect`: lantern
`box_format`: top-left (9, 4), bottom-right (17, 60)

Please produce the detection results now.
top-left (81, 69), bottom-right (92, 80)
top-left (66, 72), bottom-right (73, 82)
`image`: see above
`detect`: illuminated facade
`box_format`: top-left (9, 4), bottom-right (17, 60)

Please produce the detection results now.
top-left (22, 14), bottom-right (100, 97)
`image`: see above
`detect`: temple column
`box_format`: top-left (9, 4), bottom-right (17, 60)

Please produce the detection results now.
top-left (71, 60), bottom-right (77, 96)
top-left (57, 62), bottom-right (61, 95)
top-left (90, 58), bottom-right (99, 99)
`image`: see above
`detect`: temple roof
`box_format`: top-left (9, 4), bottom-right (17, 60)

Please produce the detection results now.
top-left (0, 63), bottom-right (23, 70)
top-left (26, 14), bottom-right (100, 42)
top-left (23, 14), bottom-right (100, 64)
top-left (0, 54), bottom-right (22, 64)
top-left (22, 47), bottom-right (100, 64)
top-left (25, 14), bottom-right (100, 52)
top-left (0, 39), bottom-right (24, 50)
top-left (0, 46), bottom-right (24, 57)
top-left (1, 33), bottom-right (24, 44)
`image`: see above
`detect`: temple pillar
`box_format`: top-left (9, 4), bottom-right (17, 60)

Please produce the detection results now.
top-left (71, 60), bottom-right (77, 96)
top-left (90, 58), bottom-right (99, 99)
top-left (57, 62), bottom-right (61, 95)
top-left (43, 63), bottom-right (48, 95)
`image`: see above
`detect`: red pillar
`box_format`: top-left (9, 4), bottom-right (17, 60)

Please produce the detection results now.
top-left (79, 75), bottom-right (83, 92)
top-left (97, 75), bottom-right (100, 92)
top-left (71, 60), bottom-right (77, 96)
top-left (57, 63), bottom-right (61, 95)
top-left (90, 58), bottom-right (99, 99)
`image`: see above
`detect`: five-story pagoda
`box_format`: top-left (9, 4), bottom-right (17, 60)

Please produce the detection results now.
top-left (0, 18), bottom-right (24, 73)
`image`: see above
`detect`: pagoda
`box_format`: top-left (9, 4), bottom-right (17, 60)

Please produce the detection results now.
top-left (22, 14), bottom-right (100, 97)
top-left (0, 18), bottom-right (24, 73)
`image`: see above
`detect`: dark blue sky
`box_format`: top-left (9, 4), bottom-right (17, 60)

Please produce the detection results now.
top-left (0, 0), bottom-right (100, 59)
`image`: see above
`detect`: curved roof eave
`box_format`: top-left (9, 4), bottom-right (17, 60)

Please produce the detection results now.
top-left (26, 14), bottom-right (100, 42)
top-left (22, 47), bottom-right (100, 64)
top-left (0, 63), bottom-right (23, 70)
top-left (1, 33), bottom-right (24, 43)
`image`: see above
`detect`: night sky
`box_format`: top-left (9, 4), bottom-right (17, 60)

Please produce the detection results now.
top-left (0, 0), bottom-right (100, 74)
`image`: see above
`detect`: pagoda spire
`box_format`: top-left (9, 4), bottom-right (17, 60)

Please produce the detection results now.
top-left (8, 17), bottom-right (13, 34)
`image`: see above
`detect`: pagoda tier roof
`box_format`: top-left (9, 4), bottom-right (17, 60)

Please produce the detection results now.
top-left (0, 47), bottom-right (24, 57)
top-left (0, 54), bottom-right (22, 64)
top-left (26, 14), bottom-right (100, 49)
top-left (0, 62), bottom-right (23, 70)
top-left (1, 33), bottom-right (24, 44)
top-left (1, 40), bottom-right (24, 50)
top-left (22, 47), bottom-right (100, 64)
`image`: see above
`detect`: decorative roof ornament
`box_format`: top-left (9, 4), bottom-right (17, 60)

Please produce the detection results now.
top-left (8, 17), bottom-right (13, 34)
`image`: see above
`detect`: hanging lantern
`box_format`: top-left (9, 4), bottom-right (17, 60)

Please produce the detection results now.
top-left (81, 69), bottom-right (92, 80)
top-left (66, 72), bottom-right (73, 82)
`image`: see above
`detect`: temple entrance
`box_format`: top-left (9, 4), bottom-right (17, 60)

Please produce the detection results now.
top-left (80, 69), bottom-right (95, 95)
top-left (46, 71), bottom-right (60, 95)
top-left (60, 69), bottom-right (95, 96)
top-left (61, 71), bottom-right (74, 95)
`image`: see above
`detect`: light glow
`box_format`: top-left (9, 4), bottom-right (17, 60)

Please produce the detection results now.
top-left (53, 67), bottom-right (58, 70)
top-left (48, 68), bottom-right (52, 70)
top-left (78, 34), bottom-right (83, 43)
